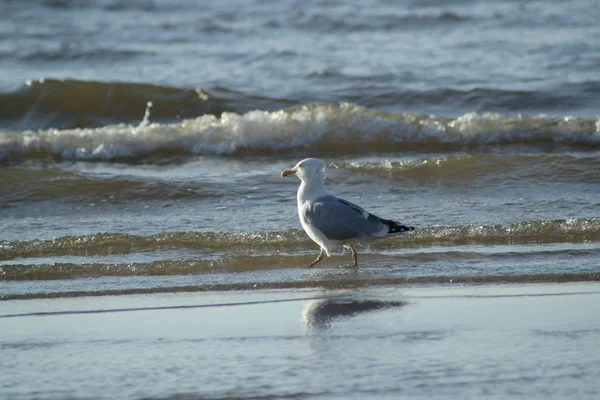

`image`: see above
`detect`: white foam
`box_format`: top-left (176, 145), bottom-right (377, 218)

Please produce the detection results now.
top-left (1, 105), bottom-right (599, 161)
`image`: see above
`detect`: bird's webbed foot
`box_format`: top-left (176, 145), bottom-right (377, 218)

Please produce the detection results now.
top-left (306, 249), bottom-right (325, 268)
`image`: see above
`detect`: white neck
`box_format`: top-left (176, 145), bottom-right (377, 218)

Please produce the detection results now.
top-left (297, 174), bottom-right (326, 203)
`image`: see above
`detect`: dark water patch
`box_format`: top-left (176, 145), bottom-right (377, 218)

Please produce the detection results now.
top-left (334, 82), bottom-right (600, 115)
top-left (332, 154), bottom-right (600, 185)
top-left (0, 167), bottom-right (220, 204)
top-left (0, 79), bottom-right (294, 130)
top-left (533, 329), bottom-right (600, 340)
top-left (18, 45), bottom-right (147, 63)
top-left (288, 10), bottom-right (471, 33)
top-left (13, 0), bottom-right (178, 12)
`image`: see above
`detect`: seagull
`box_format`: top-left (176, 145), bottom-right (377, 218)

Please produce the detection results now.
top-left (281, 158), bottom-right (414, 268)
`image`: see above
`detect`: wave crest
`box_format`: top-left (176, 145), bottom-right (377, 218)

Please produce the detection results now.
top-left (1, 104), bottom-right (599, 163)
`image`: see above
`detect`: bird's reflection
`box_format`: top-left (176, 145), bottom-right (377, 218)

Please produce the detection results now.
top-left (301, 298), bottom-right (406, 328)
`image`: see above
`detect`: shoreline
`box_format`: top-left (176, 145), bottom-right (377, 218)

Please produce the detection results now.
top-left (2, 271), bottom-right (600, 302)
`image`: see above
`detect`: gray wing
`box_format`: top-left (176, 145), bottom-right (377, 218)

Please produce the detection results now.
top-left (302, 195), bottom-right (387, 241)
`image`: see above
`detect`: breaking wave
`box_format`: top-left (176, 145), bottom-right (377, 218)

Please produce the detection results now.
top-left (1, 102), bottom-right (599, 163)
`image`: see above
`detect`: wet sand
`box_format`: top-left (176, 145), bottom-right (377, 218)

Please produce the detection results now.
top-left (2, 282), bottom-right (600, 399)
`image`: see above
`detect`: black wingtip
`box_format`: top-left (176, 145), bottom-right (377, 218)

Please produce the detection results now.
top-left (386, 220), bottom-right (415, 234)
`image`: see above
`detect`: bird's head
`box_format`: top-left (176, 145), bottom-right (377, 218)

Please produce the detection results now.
top-left (281, 158), bottom-right (326, 182)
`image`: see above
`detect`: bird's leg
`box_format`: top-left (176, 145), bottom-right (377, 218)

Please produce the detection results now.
top-left (350, 245), bottom-right (358, 268)
top-left (307, 249), bottom-right (325, 268)
top-left (341, 245), bottom-right (359, 268)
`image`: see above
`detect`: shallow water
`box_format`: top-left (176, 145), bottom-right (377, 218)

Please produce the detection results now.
top-left (2, 283), bottom-right (600, 399)
top-left (2, 150), bottom-right (599, 300)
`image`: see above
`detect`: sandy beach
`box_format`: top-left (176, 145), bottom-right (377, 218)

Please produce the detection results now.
top-left (2, 281), bottom-right (599, 399)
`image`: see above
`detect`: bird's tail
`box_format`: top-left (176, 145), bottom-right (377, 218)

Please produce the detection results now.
top-left (384, 219), bottom-right (415, 235)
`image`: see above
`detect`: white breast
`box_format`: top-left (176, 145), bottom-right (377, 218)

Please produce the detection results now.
top-left (297, 200), bottom-right (335, 256)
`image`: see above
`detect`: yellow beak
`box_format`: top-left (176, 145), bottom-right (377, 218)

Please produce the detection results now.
top-left (281, 169), bottom-right (296, 177)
